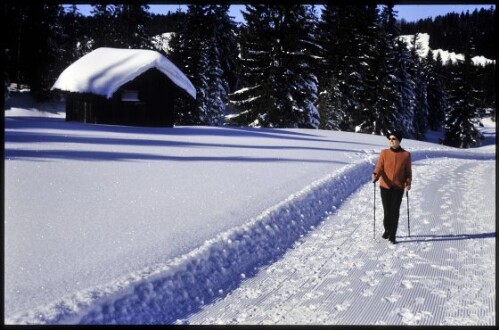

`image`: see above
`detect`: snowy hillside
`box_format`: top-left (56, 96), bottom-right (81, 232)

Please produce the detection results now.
top-left (399, 33), bottom-right (495, 66)
top-left (4, 94), bottom-right (495, 325)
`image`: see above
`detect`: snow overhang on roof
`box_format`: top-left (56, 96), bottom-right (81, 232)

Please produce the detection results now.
top-left (51, 47), bottom-right (196, 99)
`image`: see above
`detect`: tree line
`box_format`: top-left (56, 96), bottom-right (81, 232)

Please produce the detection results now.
top-left (399, 6), bottom-right (496, 59)
top-left (3, 3), bottom-right (495, 148)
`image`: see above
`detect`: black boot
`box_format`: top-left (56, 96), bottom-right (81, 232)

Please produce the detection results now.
top-left (382, 232), bottom-right (389, 239)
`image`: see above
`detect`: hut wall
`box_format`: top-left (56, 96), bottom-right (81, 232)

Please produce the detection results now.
top-left (65, 68), bottom-right (182, 127)
top-left (116, 68), bottom-right (179, 127)
top-left (65, 93), bottom-right (112, 124)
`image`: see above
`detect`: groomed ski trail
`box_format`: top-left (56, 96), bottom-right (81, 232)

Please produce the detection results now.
top-left (186, 157), bottom-right (495, 325)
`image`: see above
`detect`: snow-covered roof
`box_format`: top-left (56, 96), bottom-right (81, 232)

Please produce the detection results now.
top-left (52, 47), bottom-right (196, 99)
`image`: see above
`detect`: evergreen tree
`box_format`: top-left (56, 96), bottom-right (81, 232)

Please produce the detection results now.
top-left (316, 5), bottom-right (344, 130)
top-left (58, 6), bottom-right (91, 71)
top-left (230, 4), bottom-right (320, 128)
top-left (169, 5), bottom-right (207, 125)
top-left (317, 77), bottom-right (343, 130)
top-left (317, 5), bottom-right (380, 132)
top-left (4, 3), bottom-right (65, 99)
top-left (394, 36), bottom-right (416, 139)
top-left (89, 5), bottom-right (122, 48)
top-left (426, 50), bottom-right (448, 131)
top-left (373, 4), bottom-right (401, 135)
top-left (230, 4), bottom-right (279, 127)
top-left (206, 5), bottom-right (240, 94)
top-left (408, 34), bottom-right (429, 140)
top-left (442, 46), bottom-right (482, 148)
top-left (330, 6), bottom-right (362, 131)
top-left (399, 6), bottom-right (495, 59)
top-left (354, 5), bottom-right (381, 134)
top-left (169, 4), bottom-right (236, 125)
top-left (117, 4), bottom-right (152, 49)
top-left (89, 4), bottom-right (152, 49)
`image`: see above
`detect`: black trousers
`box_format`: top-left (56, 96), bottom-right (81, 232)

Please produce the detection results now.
top-left (380, 187), bottom-right (404, 239)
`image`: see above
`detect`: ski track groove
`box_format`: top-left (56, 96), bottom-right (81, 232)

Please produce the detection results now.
top-left (188, 157), bottom-right (495, 325)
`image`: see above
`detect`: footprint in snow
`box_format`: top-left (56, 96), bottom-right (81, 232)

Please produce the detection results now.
top-left (414, 297), bottom-right (425, 305)
top-left (398, 308), bottom-right (433, 325)
top-left (432, 289), bottom-right (448, 298)
top-left (402, 262), bottom-right (415, 269)
top-left (361, 287), bottom-right (374, 297)
top-left (384, 293), bottom-right (402, 303)
top-left (335, 300), bottom-right (352, 312)
top-left (401, 280), bottom-right (413, 289)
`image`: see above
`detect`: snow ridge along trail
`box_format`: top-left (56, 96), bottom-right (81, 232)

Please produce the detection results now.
top-left (187, 157), bottom-right (495, 325)
top-left (6, 150), bottom-right (494, 325)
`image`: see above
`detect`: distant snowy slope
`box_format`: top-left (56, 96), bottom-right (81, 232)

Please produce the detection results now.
top-left (399, 33), bottom-right (495, 66)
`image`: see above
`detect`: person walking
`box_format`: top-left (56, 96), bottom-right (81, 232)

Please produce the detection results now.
top-left (372, 131), bottom-right (412, 244)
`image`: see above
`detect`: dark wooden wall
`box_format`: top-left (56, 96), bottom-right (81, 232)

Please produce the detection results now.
top-left (65, 68), bottom-right (182, 127)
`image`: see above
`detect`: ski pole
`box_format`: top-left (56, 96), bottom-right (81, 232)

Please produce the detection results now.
top-left (406, 190), bottom-right (410, 237)
top-left (373, 181), bottom-right (376, 240)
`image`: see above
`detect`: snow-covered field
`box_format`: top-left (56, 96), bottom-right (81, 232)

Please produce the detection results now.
top-left (4, 93), bottom-right (496, 325)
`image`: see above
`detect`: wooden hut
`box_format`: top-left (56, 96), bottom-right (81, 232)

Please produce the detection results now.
top-left (52, 47), bottom-right (196, 127)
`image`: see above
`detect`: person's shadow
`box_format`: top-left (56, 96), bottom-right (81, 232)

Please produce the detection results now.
top-left (398, 232), bottom-right (495, 243)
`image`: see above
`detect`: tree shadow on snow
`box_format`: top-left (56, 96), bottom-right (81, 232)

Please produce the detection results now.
top-left (5, 117), bottom-right (371, 162)
top-left (5, 116), bottom-right (381, 146)
top-left (398, 232), bottom-right (495, 244)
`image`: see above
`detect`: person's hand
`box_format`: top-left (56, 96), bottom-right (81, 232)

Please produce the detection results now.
top-left (372, 174), bottom-right (379, 183)
top-left (405, 182), bottom-right (411, 191)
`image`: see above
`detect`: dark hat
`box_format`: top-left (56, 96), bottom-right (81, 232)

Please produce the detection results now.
top-left (387, 130), bottom-right (403, 142)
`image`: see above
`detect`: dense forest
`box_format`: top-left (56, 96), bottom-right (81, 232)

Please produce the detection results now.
top-left (399, 6), bottom-right (496, 59)
top-left (3, 4), bottom-right (496, 148)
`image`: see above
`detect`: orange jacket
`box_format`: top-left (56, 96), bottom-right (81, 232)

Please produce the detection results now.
top-left (374, 148), bottom-right (412, 190)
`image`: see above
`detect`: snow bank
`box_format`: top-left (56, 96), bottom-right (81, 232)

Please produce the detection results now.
top-left (4, 91), bottom-right (66, 118)
top-left (7, 147), bottom-right (493, 325)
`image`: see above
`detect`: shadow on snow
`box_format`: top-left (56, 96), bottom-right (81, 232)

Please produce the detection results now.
top-left (398, 232), bottom-right (495, 244)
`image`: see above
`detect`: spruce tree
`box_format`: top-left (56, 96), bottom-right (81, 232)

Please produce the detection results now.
top-left (354, 5), bottom-right (381, 134)
top-left (89, 4), bottom-right (151, 49)
top-left (332, 6), bottom-right (364, 131)
top-left (317, 5), bottom-right (379, 132)
top-left (317, 5), bottom-right (345, 130)
top-left (230, 4), bottom-right (320, 128)
top-left (426, 50), bottom-right (448, 131)
top-left (373, 4), bottom-right (401, 135)
top-left (90, 5), bottom-right (122, 48)
top-left (394, 37), bottom-right (416, 139)
top-left (117, 4), bottom-right (152, 49)
top-left (202, 38), bottom-right (228, 126)
top-left (442, 46), bottom-right (482, 148)
top-left (169, 4), bottom-right (236, 125)
top-left (169, 5), bottom-right (207, 125)
top-left (317, 77), bottom-right (343, 130)
top-left (206, 5), bottom-right (240, 94)
top-left (4, 3), bottom-right (65, 98)
top-left (408, 34), bottom-right (429, 140)
top-left (227, 5), bottom-right (274, 127)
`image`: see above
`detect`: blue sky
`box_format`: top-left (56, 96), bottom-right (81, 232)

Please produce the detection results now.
top-left (72, 4), bottom-right (495, 23)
